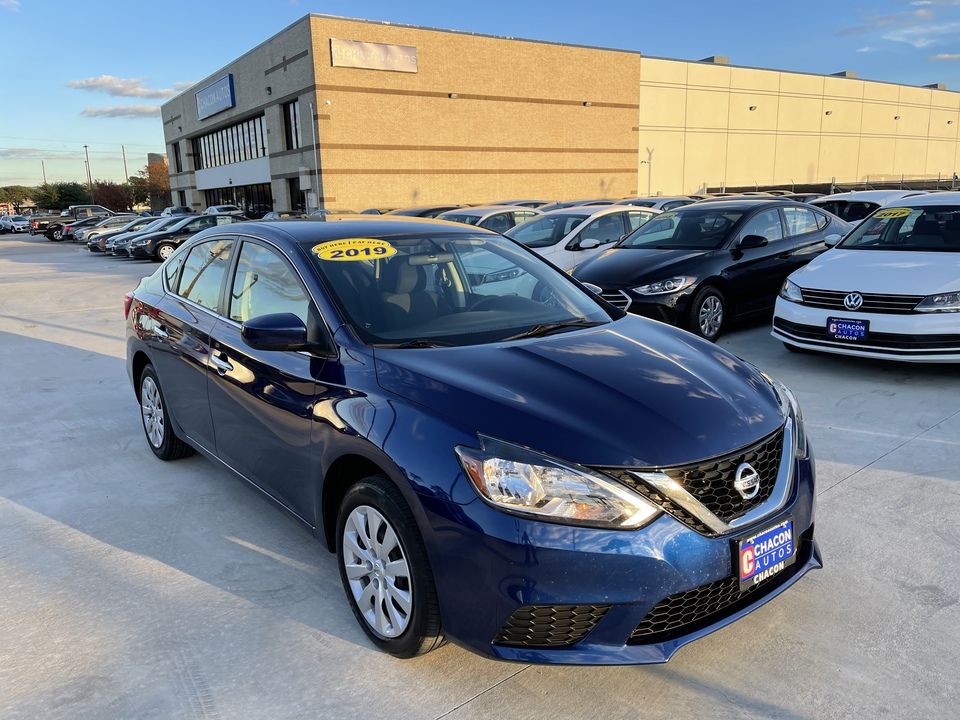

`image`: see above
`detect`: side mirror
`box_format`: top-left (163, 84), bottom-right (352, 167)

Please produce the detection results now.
top-left (578, 238), bottom-right (601, 250)
top-left (738, 234), bottom-right (768, 249)
top-left (581, 282), bottom-right (603, 295)
top-left (824, 233), bottom-right (842, 247)
top-left (241, 312), bottom-right (308, 351)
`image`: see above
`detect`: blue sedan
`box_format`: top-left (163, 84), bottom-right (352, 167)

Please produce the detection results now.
top-left (125, 217), bottom-right (820, 664)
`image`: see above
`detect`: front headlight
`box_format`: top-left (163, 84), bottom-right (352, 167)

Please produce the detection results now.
top-left (455, 437), bottom-right (660, 529)
top-left (633, 276), bottom-right (695, 296)
top-left (915, 292), bottom-right (960, 313)
top-left (763, 374), bottom-right (808, 460)
top-left (780, 278), bottom-right (804, 303)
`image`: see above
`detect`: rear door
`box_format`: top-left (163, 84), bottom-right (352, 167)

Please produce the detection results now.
top-left (148, 237), bottom-right (236, 452)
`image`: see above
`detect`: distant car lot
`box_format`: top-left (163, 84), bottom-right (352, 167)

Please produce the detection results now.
top-left (1, 232), bottom-right (959, 718)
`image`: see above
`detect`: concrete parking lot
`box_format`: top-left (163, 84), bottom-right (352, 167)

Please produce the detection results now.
top-left (1, 233), bottom-right (958, 719)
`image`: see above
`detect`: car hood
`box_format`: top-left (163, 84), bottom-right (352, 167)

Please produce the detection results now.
top-left (573, 247), bottom-right (714, 287)
top-left (373, 316), bottom-right (783, 468)
top-left (791, 248), bottom-right (960, 294)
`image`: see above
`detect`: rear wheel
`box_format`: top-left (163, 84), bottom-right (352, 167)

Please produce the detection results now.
top-left (337, 475), bottom-right (444, 658)
top-left (687, 286), bottom-right (726, 341)
top-left (139, 365), bottom-right (194, 461)
top-left (155, 242), bottom-right (176, 262)
top-left (49, 228), bottom-right (64, 241)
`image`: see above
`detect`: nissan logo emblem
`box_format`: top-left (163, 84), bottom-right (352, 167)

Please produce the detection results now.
top-left (844, 292), bottom-right (864, 311)
top-left (733, 463), bottom-right (761, 500)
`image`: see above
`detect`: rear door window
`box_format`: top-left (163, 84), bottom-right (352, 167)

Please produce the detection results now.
top-left (176, 239), bottom-right (235, 313)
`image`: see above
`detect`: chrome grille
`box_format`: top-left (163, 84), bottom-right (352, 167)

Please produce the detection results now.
top-left (598, 289), bottom-right (631, 310)
top-left (800, 288), bottom-right (924, 314)
top-left (607, 428), bottom-right (784, 534)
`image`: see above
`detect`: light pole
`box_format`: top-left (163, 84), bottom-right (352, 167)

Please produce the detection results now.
top-left (640, 147), bottom-right (654, 196)
top-left (83, 145), bottom-right (94, 201)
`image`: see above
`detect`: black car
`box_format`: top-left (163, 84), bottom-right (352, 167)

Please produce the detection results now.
top-left (127, 214), bottom-right (247, 261)
top-left (573, 200), bottom-right (851, 340)
top-left (385, 205), bottom-right (466, 218)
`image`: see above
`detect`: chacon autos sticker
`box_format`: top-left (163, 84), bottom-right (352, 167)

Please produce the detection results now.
top-left (873, 207), bottom-right (912, 219)
top-left (312, 238), bottom-right (397, 261)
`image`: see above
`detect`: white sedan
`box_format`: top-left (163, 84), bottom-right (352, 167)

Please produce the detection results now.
top-left (773, 192), bottom-right (960, 362)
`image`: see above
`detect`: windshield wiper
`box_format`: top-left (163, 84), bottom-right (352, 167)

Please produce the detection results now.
top-left (502, 318), bottom-right (604, 342)
top-left (379, 339), bottom-right (452, 349)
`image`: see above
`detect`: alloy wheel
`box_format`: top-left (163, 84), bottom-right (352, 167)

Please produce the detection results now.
top-left (140, 376), bottom-right (165, 448)
top-left (698, 295), bottom-right (724, 338)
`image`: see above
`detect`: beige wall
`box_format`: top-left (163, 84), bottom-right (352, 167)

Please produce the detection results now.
top-left (162, 14), bottom-right (960, 211)
top-left (639, 57), bottom-right (960, 195)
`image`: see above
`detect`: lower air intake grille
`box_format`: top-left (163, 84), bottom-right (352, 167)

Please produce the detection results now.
top-left (494, 604), bottom-right (611, 647)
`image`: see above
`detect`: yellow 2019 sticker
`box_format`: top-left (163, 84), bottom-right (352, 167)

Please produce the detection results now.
top-left (873, 207), bottom-right (912, 219)
top-left (313, 238), bottom-right (397, 261)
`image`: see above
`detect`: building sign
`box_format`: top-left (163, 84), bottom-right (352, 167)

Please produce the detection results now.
top-left (330, 39), bottom-right (418, 73)
top-left (196, 74), bottom-right (236, 120)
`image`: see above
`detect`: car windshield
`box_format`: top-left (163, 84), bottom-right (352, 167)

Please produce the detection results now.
top-left (302, 233), bottom-right (611, 347)
top-left (838, 206), bottom-right (960, 252)
top-left (438, 213), bottom-right (481, 225)
top-left (811, 200), bottom-right (880, 222)
top-left (12, 216), bottom-right (26, 221)
top-left (505, 213), bottom-right (589, 248)
top-left (617, 209), bottom-right (744, 250)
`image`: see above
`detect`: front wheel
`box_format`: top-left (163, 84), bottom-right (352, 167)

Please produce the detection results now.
top-left (337, 475), bottom-right (444, 658)
top-left (139, 365), bottom-right (194, 461)
top-left (687, 286), bottom-right (726, 341)
top-left (155, 242), bottom-right (176, 262)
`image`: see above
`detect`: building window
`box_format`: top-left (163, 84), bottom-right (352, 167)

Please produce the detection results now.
top-left (191, 114), bottom-right (267, 170)
top-left (288, 178), bottom-right (305, 212)
top-left (172, 142), bottom-right (183, 173)
top-left (204, 183), bottom-right (274, 219)
top-left (283, 100), bottom-right (301, 150)
top-left (178, 190), bottom-right (186, 207)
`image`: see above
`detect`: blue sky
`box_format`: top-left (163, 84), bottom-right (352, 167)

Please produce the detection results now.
top-left (3, 0), bottom-right (960, 186)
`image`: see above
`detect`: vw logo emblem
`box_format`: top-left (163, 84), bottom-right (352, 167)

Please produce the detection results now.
top-left (844, 292), bottom-right (864, 310)
top-left (733, 463), bottom-right (761, 500)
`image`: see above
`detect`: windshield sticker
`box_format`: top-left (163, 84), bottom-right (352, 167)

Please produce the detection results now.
top-left (313, 238), bottom-right (397, 261)
top-left (873, 207), bottom-right (912, 219)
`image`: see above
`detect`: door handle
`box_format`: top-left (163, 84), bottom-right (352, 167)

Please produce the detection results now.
top-left (154, 325), bottom-right (169, 339)
top-left (211, 354), bottom-right (233, 375)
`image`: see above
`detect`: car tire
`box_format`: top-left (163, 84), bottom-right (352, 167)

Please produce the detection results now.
top-left (688, 285), bottom-right (726, 341)
top-left (138, 365), bottom-right (194, 461)
top-left (337, 475), bottom-right (444, 658)
top-left (155, 242), bottom-right (176, 262)
top-left (49, 228), bottom-right (63, 241)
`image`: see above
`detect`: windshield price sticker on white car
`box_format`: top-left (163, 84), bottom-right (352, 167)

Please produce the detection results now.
top-left (738, 519), bottom-right (796, 591)
top-left (313, 238), bottom-right (398, 261)
top-left (873, 207), bottom-right (912, 219)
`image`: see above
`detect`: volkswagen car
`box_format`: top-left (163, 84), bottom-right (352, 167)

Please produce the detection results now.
top-left (773, 192), bottom-right (960, 361)
top-left (573, 200), bottom-right (851, 341)
top-left (125, 217), bottom-right (820, 664)
top-left (436, 205), bottom-right (541, 232)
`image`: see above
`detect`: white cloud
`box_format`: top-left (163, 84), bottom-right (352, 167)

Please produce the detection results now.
top-left (883, 22), bottom-right (960, 47)
top-left (0, 0), bottom-right (21, 11)
top-left (81, 105), bottom-right (161, 119)
top-left (857, 46), bottom-right (874, 52)
top-left (929, 52), bottom-right (960, 59)
top-left (67, 76), bottom-right (178, 99)
top-left (0, 148), bottom-right (81, 161)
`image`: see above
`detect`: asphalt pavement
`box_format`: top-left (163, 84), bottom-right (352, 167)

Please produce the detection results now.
top-left (1, 233), bottom-right (958, 719)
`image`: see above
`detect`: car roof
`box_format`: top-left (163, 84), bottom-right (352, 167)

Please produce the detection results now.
top-left (675, 199), bottom-right (812, 211)
top-left (875, 191), bottom-right (960, 207)
top-left (438, 205), bottom-right (535, 216)
top-left (811, 190), bottom-right (928, 203)
top-left (235, 215), bottom-right (498, 247)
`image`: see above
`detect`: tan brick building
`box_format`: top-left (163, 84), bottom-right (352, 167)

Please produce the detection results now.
top-left (160, 14), bottom-right (960, 215)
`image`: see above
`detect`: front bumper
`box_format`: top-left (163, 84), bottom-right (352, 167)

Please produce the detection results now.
top-left (596, 287), bottom-right (694, 327)
top-left (773, 298), bottom-right (960, 362)
top-left (420, 450), bottom-right (819, 664)
top-left (130, 245), bottom-right (154, 259)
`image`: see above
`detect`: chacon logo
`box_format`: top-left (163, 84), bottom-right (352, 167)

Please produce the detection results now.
top-left (733, 463), bottom-right (761, 500)
top-left (844, 292), bottom-right (864, 310)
